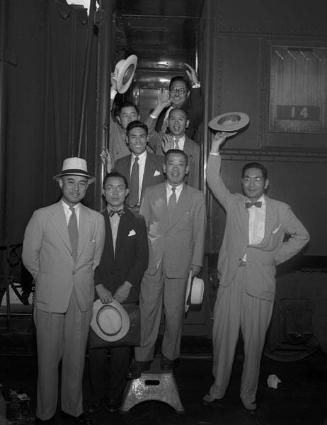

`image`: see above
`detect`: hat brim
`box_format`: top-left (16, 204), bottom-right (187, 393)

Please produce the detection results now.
top-left (116, 54), bottom-right (138, 94)
top-left (208, 112), bottom-right (249, 132)
top-left (53, 169), bottom-right (95, 184)
top-left (90, 299), bottom-right (130, 342)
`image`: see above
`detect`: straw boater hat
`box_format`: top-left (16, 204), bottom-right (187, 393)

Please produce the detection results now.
top-left (185, 271), bottom-right (204, 313)
top-left (90, 299), bottom-right (130, 343)
top-left (114, 54), bottom-right (138, 94)
top-left (53, 157), bottom-right (95, 184)
top-left (208, 112), bottom-right (250, 132)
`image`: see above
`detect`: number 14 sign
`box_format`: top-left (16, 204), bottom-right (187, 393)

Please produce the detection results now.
top-left (277, 105), bottom-right (320, 121)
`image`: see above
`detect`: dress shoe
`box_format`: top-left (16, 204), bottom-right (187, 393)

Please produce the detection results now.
top-left (202, 393), bottom-right (224, 406)
top-left (160, 356), bottom-right (177, 371)
top-left (61, 411), bottom-right (93, 424)
top-left (35, 416), bottom-right (55, 424)
top-left (104, 398), bottom-right (121, 413)
top-left (126, 360), bottom-right (151, 379)
top-left (241, 400), bottom-right (257, 414)
top-left (86, 400), bottom-right (104, 414)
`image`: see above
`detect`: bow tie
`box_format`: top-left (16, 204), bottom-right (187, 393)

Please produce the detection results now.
top-left (245, 201), bottom-right (262, 209)
top-left (108, 209), bottom-right (125, 217)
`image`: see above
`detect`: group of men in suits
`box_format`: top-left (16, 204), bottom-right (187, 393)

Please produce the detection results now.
top-left (22, 65), bottom-right (310, 421)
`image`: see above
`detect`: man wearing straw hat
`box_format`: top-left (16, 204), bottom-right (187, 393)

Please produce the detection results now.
top-left (22, 158), bottom-right (105, 424)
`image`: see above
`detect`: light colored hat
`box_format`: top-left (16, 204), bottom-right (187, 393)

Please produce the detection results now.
top-left (90, 299), bottom-right (130, 342)
top-left (114, 54), bottom-right (138, 94)
top-left (208, 112), bottom-right (249, 132)
top-left (53, 157), bottom-right (95, 183)
top-left (185, 271), bottom-right (204, 313)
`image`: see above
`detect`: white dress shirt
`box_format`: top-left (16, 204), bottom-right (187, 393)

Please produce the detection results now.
top-left (62, 201), bottom-right (80, 228)
top-left (166, 183), bottom-right (183, 203)
top-left (248, 195), bottom-right (266, 245)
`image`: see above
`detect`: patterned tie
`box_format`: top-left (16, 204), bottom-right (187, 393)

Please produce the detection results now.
top-left (68, 206), bottom-right (78, 260)
top-left (245, 201), bottom-right (262, 209)
top-left (174, 138), bottom-right (180, 150)
top-left (108, 209), bottom-right (125, 217)
top-left (168, 187), bottom-right (177, 221)
top-left (128, 156), bottom-right (139, 207)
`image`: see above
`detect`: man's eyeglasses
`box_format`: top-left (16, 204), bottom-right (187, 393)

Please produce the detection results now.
top-left (170, 88), bottom-right (187, 95)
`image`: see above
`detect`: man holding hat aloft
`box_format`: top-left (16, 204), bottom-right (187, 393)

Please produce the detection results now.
top-left (204, 132), bottom-right (309, 411)
top-left (22, 158), bottom-right (105, 424)
top-left (87, 171), bottom-right (148, 413)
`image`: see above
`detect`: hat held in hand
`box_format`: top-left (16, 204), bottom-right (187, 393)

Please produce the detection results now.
top-left (90, 299), bottom-right (130, 342)
top-left (208, 112), bottom-right (249, 132)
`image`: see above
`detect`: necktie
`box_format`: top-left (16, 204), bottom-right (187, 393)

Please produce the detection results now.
top-left (245, 201), bottom-right (262, 209)
top-left (108, 209), bottom-right (125, 217)
top-left (128, 156), bottom-right (139, 207)
top-left (68, 206), bottom-right (78, 260)
top-left (168, 187), bottom-right (177, 220)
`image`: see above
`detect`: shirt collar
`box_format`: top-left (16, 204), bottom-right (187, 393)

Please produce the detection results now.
top-left (132, 150), bottom-right (147, 163)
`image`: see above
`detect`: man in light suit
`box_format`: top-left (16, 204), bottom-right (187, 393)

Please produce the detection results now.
top-left (22, 158), bottom-right (105, 425)
top-left (148, 108), bottom-right (200, 189)
top-left (204, 133), bottom-right (310, 411)
top-left (130, 149), bottom-right (206, 376)
top-left (114, 121), bottom-right (165, 213)
top-left (87, 171), bottom-right (148, 413)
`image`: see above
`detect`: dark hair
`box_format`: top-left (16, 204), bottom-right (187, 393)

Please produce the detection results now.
top-left (118, 101), bottom-right (139, 115)
top-left (168, 108), bottom-right (188, 119)
top-left (103, 171), bottom-right (128, 189)
top-left (126, 120), bottom-right (148, 136)
top-left (165, 149), bottom-right (189, 166)
top-left (242, 162), bottom-right (268, 181)
top-left (169, 76), bottom-right (191, 92)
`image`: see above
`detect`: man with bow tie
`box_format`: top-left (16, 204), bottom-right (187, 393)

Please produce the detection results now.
top-left (87, 171), bottom-right (148, 414)
top-left (203, 132), bottom-right (310, 411)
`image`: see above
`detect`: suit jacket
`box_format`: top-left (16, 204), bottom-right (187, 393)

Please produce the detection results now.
top-left (22, 201), bottom-right (105, 313)
top-left (145, 87), bottom-right (203, 140)
top-left (94, 209), bottom-right (148, 304)
top-left (140, 182), bottom-right (206, 278)
top-left (148, 134), bottom-right (200, 189)
top-left (207, 154), bottom-right (310, 301)
top-left (114, 152), bottom-right (165, 205)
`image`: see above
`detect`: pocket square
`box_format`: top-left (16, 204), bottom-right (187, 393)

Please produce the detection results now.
top-left (154, 170), bottom-right (161, 176)
top-left (128, 229), bottom-right (136, 237)
top-left (272, 225), bottom-right (281, 234)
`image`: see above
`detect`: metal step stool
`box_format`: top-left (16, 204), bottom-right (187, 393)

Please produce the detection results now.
top-left (120, 358), bottom-right (184, 414)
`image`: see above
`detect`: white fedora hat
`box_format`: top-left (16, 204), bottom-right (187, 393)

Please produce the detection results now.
top-left (208, 112), bottom-right (249, 132)
top-left (90, 299), bottom-right (130, 343)
top-left (114, 54), bottom-right (138, 94)
top-left (53, 157), bottom-right (95, 183)
top-left (185, 271), bottom-right (204, 313)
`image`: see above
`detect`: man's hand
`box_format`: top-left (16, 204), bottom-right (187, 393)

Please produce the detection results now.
top-left (161, 134), bottom-right (175, 153)
top-left (149, 89), bottom-right (171, 119)
top-left (111, 72), bottom-right (118, 92)
top-left (184, 63), bottom-right (200, 86)
top-left (190, 265), bottom-right (201, 276)
top-left (100, 148), bottom-right (112, 173)
top-left (113, 281), bottom-right (132, 304)
top-left (96, 284), bottom-right (113, 304)
top-left (210, 131), bottom-right (237, 153)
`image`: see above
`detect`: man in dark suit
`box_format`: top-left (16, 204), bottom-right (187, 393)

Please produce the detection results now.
top-left (114, 121), bottom-right (165, 212)
top-left (204, 132), bottom-right (310, 411)
top-left (149, 108), bottom-right (200, 189)
top-left (87, 171), bottom-right (148, 413)
top-left (130, 150), bottom-right (206, 377)
top-left (22, 158), bottom-right (105, 424)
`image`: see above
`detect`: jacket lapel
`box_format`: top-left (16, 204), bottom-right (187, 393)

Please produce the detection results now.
top-left (76, 205), bottom-right (90, 262)
top-left (50, 202), bottom-right (72, 254)
top-left (142, 154), bottom-right (154, 196)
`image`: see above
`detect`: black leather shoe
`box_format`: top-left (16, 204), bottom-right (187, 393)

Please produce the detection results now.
top-left (126, 360), bottom-right (151, 379)
top-left (160, 356), bottom-right (178, 371)
top-left (104, 398), bottom-right (121, 413)
top-left (35, 416), bottom-right (55, 424)
top-left (61, 411), bottom-right (93, 424)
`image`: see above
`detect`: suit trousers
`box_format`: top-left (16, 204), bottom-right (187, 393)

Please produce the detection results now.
top-left (208, 266), bottom-right (273, 406)
top-left (135, 263), bottom-right (188, 362)
top-left (88, 345), bottom-right (130, 403)
top-left (34, 288), bottom-right (92, 420)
